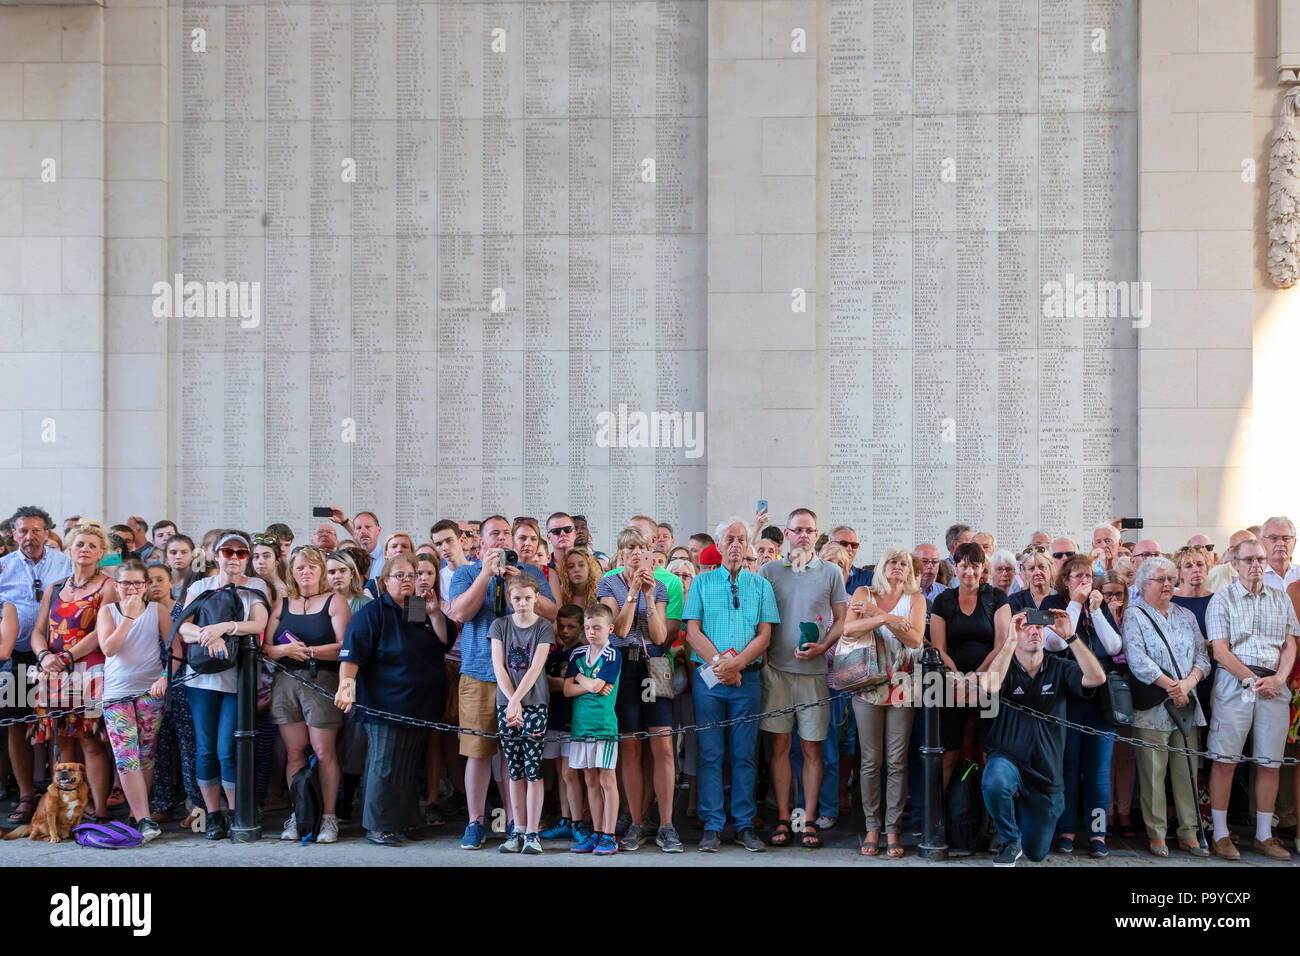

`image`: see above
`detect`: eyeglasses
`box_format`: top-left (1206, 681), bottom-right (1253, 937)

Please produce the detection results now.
top-left (1132, 551), bottom-right (1162, 559)
top-left (917, 558), bottom-right (940, 566)
top-left (832, 540), bottom-right (860, 551)
top-left (729, 581), bottom-right (739, 610)
top-left (1101, 590), bottom-right (1125, 599)
top-left (389, 572), bottom-right (417, 581)
top-left (787, 527), bottom-right (817, 535)
top-left (118, 579), bottom-right (148, 588)
top-left (1235, 556), bottom-right (1267, 565)
top-left (1147, 576), bottom-right (1176, 586)
top-left (1052, 551), bottom-right (1076, 560)
top-left (1263, 534), bottom-right (1296, 544)
top-left (547, 525), bottom-right (574, 536)
top-left (218, 547), bottom-right (249, 559)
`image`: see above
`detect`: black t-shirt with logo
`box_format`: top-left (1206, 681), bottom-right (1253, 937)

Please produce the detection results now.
top-left (984, 652), bottom-right (1087, 793)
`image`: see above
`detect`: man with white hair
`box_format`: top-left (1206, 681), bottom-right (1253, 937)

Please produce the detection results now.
top-left (683, 517), bottom-right (779, 853)
top-left (1259, 516), bottom-right (1300, 592)
top-left (1204, 537), bottom-right (1300, 860)
top-left (913, 543), bottom-right (946, 601)
top-left (1091, 524), bottom-right (1121, 573)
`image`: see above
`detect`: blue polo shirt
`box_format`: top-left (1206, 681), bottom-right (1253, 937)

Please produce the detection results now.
top-left (0, 547), bottom-right (73, 654)
top-left (681, 566), bottom-right (780, 664)
top-left (449, 561), bottom-right (554, 683)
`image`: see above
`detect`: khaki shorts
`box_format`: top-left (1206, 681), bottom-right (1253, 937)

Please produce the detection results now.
top-left (458, 674), bottom-right (499, 758)
top-left (270, 669), bottom-right (343, 730)
top-left (759, 666), bottom-right (830, 740)
top-left (1208, 666), bottom-right (1290, 765)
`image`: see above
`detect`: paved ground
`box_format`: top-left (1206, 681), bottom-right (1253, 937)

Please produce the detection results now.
top-left (3, 795), bottom-right (1292, 867)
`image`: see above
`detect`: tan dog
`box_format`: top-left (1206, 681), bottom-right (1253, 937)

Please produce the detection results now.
top-left (4, 762), bottom-right (90, 843)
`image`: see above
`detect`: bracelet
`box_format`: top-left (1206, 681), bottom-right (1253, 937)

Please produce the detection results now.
top-left (123, 614), bottom-right (137, 621)
top-left (36, 649), bottom-right (50, 661)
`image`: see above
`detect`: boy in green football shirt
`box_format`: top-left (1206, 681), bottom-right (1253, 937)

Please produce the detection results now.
top-left (564, 604), bottom-right (622, 855)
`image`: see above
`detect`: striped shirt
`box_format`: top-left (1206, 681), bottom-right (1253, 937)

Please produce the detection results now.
top-left (1205, 579), bottom-right (1300, 672)
top-left (681, 567), bottom-right (780, 664)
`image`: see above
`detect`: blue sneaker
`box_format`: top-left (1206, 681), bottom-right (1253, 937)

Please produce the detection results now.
top-left (593, 834), bottom-right (619, 856)
top-left (460, 820), bottom-right (486, 850)
top-left (571, 822), bottom-right (592, 844)
top-left (570, 831), bottom-right (599, 854)
top-left (540, 818), bottom-right (573, 841)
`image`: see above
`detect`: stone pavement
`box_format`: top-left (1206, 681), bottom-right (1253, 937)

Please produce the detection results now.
top-left (3, 796), bottom-right (1292, 867)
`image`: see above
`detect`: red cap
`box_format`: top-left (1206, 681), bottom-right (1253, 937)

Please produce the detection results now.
top-left (700, 545), bottom-right (723, 566)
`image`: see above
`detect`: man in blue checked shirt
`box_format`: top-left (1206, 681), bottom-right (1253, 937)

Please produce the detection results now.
top-left (683, 517), bottom-right (779, 853)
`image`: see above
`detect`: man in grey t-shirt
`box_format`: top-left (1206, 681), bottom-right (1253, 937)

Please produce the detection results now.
top-left (757, 507), bottom-right (846, 847)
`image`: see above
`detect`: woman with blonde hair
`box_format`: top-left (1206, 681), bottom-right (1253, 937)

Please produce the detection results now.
top-left (326, 549), bottom-right (372, 613)
top-left (30, 520), bottom-right (120, 822)
top-left (845, 548), bottom-right (926, 857)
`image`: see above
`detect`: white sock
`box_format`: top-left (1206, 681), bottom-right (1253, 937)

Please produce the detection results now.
top-left (1256, 813), bottom-right (1274, 843)
top-left (1212, 809), bottom-right (1230, 842)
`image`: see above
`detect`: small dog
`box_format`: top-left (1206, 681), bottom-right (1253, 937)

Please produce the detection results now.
top-left (4, 762), bottom-right (90, 843)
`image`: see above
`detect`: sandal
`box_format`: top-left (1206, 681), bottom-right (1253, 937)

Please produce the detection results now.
top-left (768, 819), bottom-right (792, 846)
top-left (800, 823), bottom-right (822, 849)
top-left (107, 786), bottom-right (126, 809)
top-left (860, 833), bottom-right (880, 856)
top-left (886, 837), bottom-right (905, 858)
top-left (7, 795), bottom-right (36, 824)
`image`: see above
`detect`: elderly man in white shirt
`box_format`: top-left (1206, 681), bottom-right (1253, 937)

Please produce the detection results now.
top-left (1204, 538), bottom-right (1299, 861)
top-left (1259, 516), bottom-right (1300, 592)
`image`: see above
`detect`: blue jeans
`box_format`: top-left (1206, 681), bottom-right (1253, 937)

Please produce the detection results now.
top-left (188, 688), bottom-right (238, 791)
top-left (982, 755), bottom-right (1064, 862)
top-left (792, 690), bottom-right (854, 817)
top-left (695, 670), bottom-right (761, 833)
top-left (1057, 720), bottom-right (1114, 838)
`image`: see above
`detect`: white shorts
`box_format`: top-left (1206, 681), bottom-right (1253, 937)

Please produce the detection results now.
top-left (543, 730), bottom-right (570, 760)
top-left (568, 738), bottom-right (618, 771)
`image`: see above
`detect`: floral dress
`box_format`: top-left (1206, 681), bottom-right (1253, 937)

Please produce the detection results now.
top-left (32, 578), bottom-right (108, 743)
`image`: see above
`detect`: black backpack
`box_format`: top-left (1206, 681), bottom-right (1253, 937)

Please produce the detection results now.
top-left (289, 754), bottom-right (323, 844)
top-left (167, 584), bottom-right (269, 675)
top-left (947, 760), bottom-right (994, 853)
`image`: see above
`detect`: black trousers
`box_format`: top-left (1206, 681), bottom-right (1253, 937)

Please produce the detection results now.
top-left (362, 720), bottom-right (425, 834)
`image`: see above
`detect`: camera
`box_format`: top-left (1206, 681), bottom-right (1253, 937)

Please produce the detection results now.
top-left (502, 549), bottom-right (519, 567)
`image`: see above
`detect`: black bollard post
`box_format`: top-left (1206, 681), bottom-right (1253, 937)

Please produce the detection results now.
top-left (230, 632), bottom-right (262, 843)
top-left (918, 645), bottom-right (947, 860)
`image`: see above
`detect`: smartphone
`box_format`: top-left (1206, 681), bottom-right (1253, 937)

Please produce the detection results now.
top-left (403, 596), bottom-right (428, 625)
top-left (1120, 517), bottom-right (1143, 530)
top-left (757, 499), bottom-right (768, 515)
top-left (1025, 608), bottom-right (1052, 627)
top-left (312, 506), bottom-right (332, 518)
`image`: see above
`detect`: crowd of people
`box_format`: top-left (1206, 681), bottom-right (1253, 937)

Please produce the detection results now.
top-left (1, 503), bottom-right (1298, 865)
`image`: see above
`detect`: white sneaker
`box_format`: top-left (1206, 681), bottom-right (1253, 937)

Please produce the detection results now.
top-left (317, 814), bottom-right (338, 844)
top-left (280, 813), bottom-right (299, 841)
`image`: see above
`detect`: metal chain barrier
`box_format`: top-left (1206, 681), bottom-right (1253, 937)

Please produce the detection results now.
top-left (264, 655), bottom-right (853, 743)
top-left (0, 664), bottom-right (201, 730)
top-left (995, 695), bottom-right (1300, 768)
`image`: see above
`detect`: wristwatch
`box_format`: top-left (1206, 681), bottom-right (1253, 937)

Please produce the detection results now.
top-left (710, 654), bottom-right (720, 664)
top-left (1064, 635), bottom-right (1078, 645)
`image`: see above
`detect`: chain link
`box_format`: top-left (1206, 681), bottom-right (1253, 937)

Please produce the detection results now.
top-left (0, 667), bottom-right (200, 730)
top-left (264, 656), bottom-right (852, 742)
top-left (995, 696), bottom-right (1300, 768)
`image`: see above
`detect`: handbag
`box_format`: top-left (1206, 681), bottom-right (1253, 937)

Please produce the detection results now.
top-left (1134, 606), bottom-right (1198, 734)
top-left (641, 635), bottom-right (674, 700)
top-left (168, 584), bottom-right (268, 676)
top-left (830, 623), bottom-right (891, 692)
top-left (1101, 669), bottom-right (1135, 726)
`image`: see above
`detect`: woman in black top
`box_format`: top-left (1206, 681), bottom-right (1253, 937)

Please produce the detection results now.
top-left (929, 542), bottom-right (1012, 786)
top-left (335, 554), bottom-right (449, 846)
top-left (263, 545), bottom-right (351, 843)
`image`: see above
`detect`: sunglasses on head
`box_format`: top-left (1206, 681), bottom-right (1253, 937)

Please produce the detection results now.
top-left (292, 545), bottom-right (323, 556)
top-left (252, 533), bottom-right (279, 547)
top-left (218, 547), bottom-right (249, 559)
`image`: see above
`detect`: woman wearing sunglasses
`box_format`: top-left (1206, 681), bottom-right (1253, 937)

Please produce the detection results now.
top-left (177, 533), bottom-right (269, 840)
